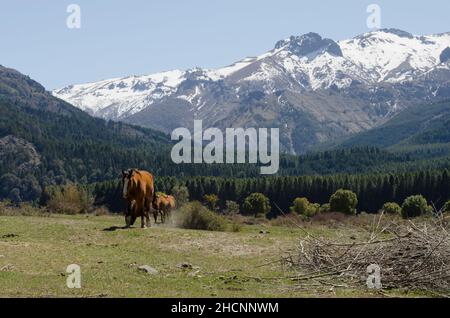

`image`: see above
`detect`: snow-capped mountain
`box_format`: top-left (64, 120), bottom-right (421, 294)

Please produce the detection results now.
top-left (53, 29), bottom-right (450, 153)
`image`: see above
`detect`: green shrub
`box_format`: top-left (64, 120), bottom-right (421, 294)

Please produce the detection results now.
top-left (329, 189), bottom-right (358, 215)
top-left (290, 198), bottom-right (310, 215)
top-left (203, 194), bottom-right (219, 211)
top-left (290, 198), bottom-right (319, 218)
top-left (443, 200), bottom-right (450, 214)
top-left (171, 185), bottom-right (189, 208)
top-left (401, 195), bottom-right (431, 219)
top-left (242, 193), bottom-right (271, 217)
top-left (225, 200), bottom-right (240, 215)
top-left (320, 203), bottom-right (331, 213)
top-left (382, 202), bottom-right (401, 215)
top-left (306, 203), bottom-right (320, 217)
top-left (179, 201), bottom-right (227, 231)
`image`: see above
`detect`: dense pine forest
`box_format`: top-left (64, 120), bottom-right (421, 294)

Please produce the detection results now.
top-left (92, 169), bottom-right (450, 215)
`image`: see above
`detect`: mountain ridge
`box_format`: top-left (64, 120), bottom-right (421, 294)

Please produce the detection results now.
top-left (53, 29), bottom-right (450, 153)
top-left (331, 99), bottom-right (450, 149)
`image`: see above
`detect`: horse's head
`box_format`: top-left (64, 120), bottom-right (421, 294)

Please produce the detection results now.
top-left (121, 169), bottom-right (136, 199)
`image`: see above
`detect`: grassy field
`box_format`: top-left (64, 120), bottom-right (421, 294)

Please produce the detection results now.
top-left (0, 212), bottom-right (431, 298)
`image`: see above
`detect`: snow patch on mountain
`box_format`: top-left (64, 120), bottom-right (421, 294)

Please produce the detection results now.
top-left (53, 70), bottom-right (185, 118)
top-left (339, 29), bottom-right (450, 82)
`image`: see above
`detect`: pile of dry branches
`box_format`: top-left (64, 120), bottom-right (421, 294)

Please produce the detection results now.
top-left (283, 214), bottom-right (450, 296)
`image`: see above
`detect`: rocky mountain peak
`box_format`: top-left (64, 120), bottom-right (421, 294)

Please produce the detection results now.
top-left (378, 28), bottom-right (414, 39)
top-left (275, 32), bottom-right (343, 57)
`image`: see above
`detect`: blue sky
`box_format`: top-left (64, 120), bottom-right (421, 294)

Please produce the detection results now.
top-left (1, 0), bottom-right (449, 89)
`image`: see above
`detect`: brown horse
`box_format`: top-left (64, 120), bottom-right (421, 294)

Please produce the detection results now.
top-left (122, 169), bottom-right (155, 228)
top-left (152, 193), bottom-right (176, 224)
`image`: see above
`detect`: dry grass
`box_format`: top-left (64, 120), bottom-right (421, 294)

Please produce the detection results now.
top-left (0, 201), bottom-right (50, 217)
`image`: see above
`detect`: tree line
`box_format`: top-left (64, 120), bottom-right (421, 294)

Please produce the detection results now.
top-left (92, 169), bottom-right (450, 215)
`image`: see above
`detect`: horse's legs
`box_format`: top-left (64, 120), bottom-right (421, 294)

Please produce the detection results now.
top-left (125, 201), bottom-right (131, 227)
top-left (136, 199), bottom-right (146, 229)
top-left (144, 197), bottom-right (151, 228)
top-left (153, 209), bottom-right (159, 224)
top-left (161, 210), bottom-right (165, 224)
top-left (125, 200), bottom-right (135, 228)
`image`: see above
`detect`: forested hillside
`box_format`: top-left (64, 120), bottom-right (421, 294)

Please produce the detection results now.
top-left (334, 100), bottom-right (450, 148)
top-left (0, 65), bottom-right (173, 202)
